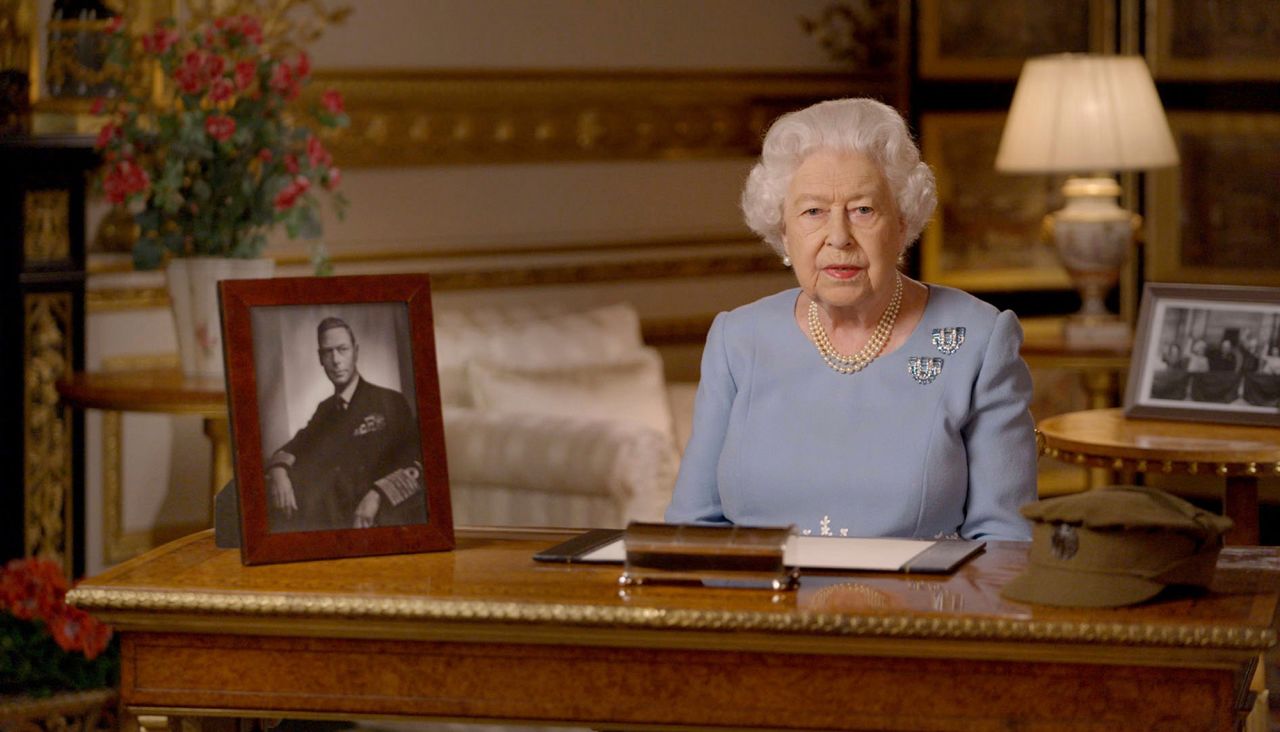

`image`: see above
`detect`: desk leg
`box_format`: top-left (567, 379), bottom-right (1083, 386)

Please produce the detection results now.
top-left (1224, 475), bottom-right (1260, 545)
top-left (204, 417), bottom-right (233, 501)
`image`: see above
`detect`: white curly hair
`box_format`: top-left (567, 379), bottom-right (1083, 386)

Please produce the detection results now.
top-left (741, 98), bottom-right (937, 257)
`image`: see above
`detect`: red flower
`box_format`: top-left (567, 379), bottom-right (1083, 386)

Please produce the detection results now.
top-left (204, 53), bottom-right (227, 79)
top-left (103, 159), bottom-right (151, 204)
top-left (103, 16), bottom-right (124, 34)
top-left (209, 78), bottom-right (235, 103)
top-left (306, 136), bottom-right (332, 168)
top-left (90, 98), bottom-right (105, 115)
top-left (324, 166), bottom-right (341, 190)
top-left (234, 60), bottom-right (256, 91)
top-left (174, 64), bottom-right (205, 95)
top-left (237, 14), bottom-right (264, 45)
top-left (284, 153), bottom-right (300, 175)
top-left (94, 122), bottom-right (119, 150)
top-left (258, 148), bottom-right (273, 162)
top-left (321, 89), bottom-right (344, 115)
top-left (141, 26), bottom-right (179, 54)
top-left (295, 51), bottom-right (311, 80)
top-left (270, 62), bottom-right (299, 101)
top-left (273, 176), bottom-right (311, 211)
top-left (205, 114), bottom-right (236, 142)
top-left (1, 558), bottom-right (68, 622)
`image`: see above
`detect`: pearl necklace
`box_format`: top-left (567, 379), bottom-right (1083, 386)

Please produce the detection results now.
top-left (807, 274), bottom-right (903, 374)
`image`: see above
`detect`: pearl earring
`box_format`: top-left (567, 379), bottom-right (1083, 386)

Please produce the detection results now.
top-left (782, 255), bottom-right (792, 268)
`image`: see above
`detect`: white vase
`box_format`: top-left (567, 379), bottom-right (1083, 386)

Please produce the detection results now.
top-left (167, 257), bottom-right (275, 378)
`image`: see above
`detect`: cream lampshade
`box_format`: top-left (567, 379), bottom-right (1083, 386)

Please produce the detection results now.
top-left (996, 54), bottom-right (1178, 348)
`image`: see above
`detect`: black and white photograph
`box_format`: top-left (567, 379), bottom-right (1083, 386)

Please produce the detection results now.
top-left (1125, 283), bottom-right (1280, 426)
top-left (220, 274), bottom-right (454, 565)
top-left (252, 303), bottom-right (426, 534)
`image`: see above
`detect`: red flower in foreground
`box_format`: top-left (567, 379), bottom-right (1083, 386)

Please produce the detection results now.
top-left (234, 60), bottom-right (256, 91)
top-left (205, 114), bottom-right (237, 142)
top-left (46, 605), bottom-right (113, 660)
top-left (1, 558), bottom-right (68, 622)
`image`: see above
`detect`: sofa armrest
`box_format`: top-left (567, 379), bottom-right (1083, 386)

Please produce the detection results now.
top-left (444, 407), bottom-right (678, 522)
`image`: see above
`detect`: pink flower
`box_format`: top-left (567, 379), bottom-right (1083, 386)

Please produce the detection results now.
top-left (205, 114), bottom-right (236, 142)
top-left (234, 60), bottom-right (256, 91)
top-left (324, 166), bottom-right (341, 190)
top-left (306, 136), bottom-right (332, 168)
top-left (295, 51), bottom-right (311, 80)
top-left (321, 89), bottom-right (344, 115)
top-left (209, 78), bottom-right (235, 103)
top-left (284, 153), bottom-right (299, 175)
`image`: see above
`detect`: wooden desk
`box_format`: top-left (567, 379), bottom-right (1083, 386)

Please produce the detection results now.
top-left (69, 528), bottom-right (1279, 731)
top-left (1038, 408), bottom-right (1280, 545)
top-left (57, 368), bottom-right (232, 498)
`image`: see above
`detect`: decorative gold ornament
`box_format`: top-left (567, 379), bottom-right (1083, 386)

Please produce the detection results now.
top-left (24, 293), bottom-right (73, 573)
top-left (23, 190), bottom-right (70, 263)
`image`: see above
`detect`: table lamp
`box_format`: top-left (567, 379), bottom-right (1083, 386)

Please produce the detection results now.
top-left (996, 54), bottom-right (1178, 349)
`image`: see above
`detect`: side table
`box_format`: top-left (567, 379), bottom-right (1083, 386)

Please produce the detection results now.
top-left (1038, 408), bottom-right (1280, 545)
top-left (57, 369), bottom-right (231, 560)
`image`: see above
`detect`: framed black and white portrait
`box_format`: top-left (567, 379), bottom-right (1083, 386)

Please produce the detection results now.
top-left (220, 273), bottom-right (453, 564)
top-left (1124, 283), bottom-right (1280, 427)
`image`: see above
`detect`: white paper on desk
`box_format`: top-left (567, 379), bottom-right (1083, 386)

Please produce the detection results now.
top-left (579, 535), bottom-right (932, 571)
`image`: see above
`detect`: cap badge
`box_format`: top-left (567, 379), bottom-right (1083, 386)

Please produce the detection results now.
top-left (1051, 523), bottom-right (1079, 560)
top-left (908, 356), bottom-right (944, 385)
top-left (931, 327), bottom-right (965, 355)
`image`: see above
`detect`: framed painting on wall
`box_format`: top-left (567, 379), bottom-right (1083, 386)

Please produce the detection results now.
top-left (917, 0), bottom-right (1114, 79)
top-left (220, 273), bottom-right (454, 565)
top-left (1146, 0), bottom-right (1280, 80)
top-left (1147, 113), bottom-right (1280, 286)
top-left (920, 112), bottom-right (1072, 292)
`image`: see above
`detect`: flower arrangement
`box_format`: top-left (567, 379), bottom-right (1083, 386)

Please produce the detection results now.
top-left (0, 558), bottom-right (117, 696)
top-left (94, 12), bottom-right (348, 270)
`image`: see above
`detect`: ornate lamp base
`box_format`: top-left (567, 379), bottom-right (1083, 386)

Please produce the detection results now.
top-left (1049, 176), bottom-right (1139, 350)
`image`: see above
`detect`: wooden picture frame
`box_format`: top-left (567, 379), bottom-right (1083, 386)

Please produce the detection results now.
top-left (920, 112), bottom-right (1072, 292)
top-left (1123, 282), bottom-right (1280, 427)
top-left (1147, 112), bottom-right (1280, 286)
top-left (220, 273), bottom-right (453, 565)
top-left (1146, 0), bottom-right (1280, 81)
top-left (917, 0), bottom-right (1113, 80)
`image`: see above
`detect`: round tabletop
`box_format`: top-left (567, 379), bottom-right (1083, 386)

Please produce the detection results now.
top-left (1038, 408), bottom-right (1280, 477)
top-left (57, 369), bottom-right (228, 418)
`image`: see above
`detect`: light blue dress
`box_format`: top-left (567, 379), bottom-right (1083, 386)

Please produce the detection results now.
top-left (666, 285), bottom-right (1037, 541)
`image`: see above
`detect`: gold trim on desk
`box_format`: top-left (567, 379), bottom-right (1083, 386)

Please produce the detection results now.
top-left (67, 587), bottom-right (1274, 653)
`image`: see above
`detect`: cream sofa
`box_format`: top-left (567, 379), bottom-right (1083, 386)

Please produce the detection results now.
top-left (435, 303), bottom-right (695, 528)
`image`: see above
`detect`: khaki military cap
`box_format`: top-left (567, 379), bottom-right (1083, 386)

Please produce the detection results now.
top-left (1001, 486), bottom-right (1233, 608)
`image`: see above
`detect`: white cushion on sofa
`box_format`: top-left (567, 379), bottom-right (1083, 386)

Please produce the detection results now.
top-left (433, 303), bottom-right (644, 408)
top-left (467, 346), bottom-right (675, 439)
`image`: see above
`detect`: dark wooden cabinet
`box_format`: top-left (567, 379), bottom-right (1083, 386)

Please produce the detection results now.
top-left (0, 134), bottom-right (96, 577)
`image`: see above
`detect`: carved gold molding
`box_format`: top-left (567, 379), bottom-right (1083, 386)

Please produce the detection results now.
top-left (24, 293), bottom-right (74, 573)
top-left (66, 585), bottom-right (1275, 651)
top-left (24, 189), bottom-right (71, 263)
top-left (1040, 445), bottom-right (1280, 479)
top-left (303, 71), bottom-right (878, 167)
top-left (87, 237), bottom-right (786, 312)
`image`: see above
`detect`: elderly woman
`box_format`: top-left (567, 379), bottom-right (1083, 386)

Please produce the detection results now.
top-left (665, 99), bottom-right (1036, 541)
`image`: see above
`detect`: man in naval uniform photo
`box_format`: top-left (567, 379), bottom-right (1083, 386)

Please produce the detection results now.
top-left (265, 316), bottom-right (426, 533)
